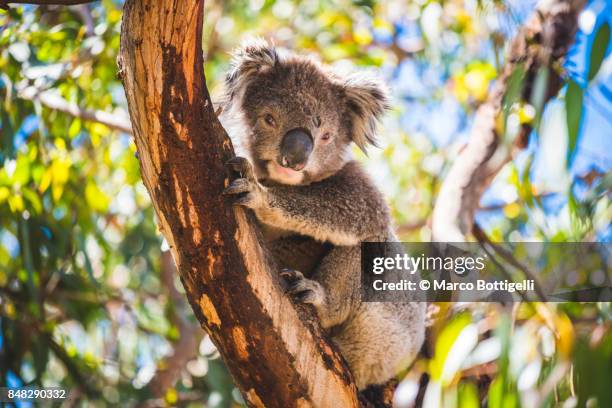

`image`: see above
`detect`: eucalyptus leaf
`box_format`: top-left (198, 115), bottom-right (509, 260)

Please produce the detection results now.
top-left (565, 80), bottom-right (583, 165)
top-left (588, 22), bottom-right (610, 81)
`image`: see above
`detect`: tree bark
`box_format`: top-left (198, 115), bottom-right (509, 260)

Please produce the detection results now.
top-left (117, 1), bottom-right (359, 407)
top-left (432, 0), bottom-right (586, 242)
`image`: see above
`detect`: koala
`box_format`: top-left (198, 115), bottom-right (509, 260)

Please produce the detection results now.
top-left (220, 39), bottom-right (426, 390)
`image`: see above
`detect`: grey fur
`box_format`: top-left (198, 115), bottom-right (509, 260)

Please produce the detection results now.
top-left (221, 40), bottom-right (426, 389)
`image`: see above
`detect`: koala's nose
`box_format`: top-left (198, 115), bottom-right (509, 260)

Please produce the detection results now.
top-left (280, 128), bottom-right (313, 171)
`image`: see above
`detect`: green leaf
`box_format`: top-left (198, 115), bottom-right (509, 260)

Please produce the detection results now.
top-left (12, 153), bottom-right (31, 187)
top-left (429, 313), bottom-right (473, 381)
top-left (530, 66), bottom-right (549, 127)
top-left (588, 23), bottom-right (610, 81)
top-left (458, 382), bottom-right (480, 408)
top-left (68, 118), bottom-right (82, 139)
top-left (502, 64), bottom-right (526, 140)
top-left (488, 376), bottom-right (503, 408)
top-left (22, 188), bottom-right (42, 214)
top-left (520, 154), bottom-right (535, 207)
top-left (85, 181), bottom-right (109, 212)
top-left (488, 375), bottom-right (519, 408)
top-left (0, 99), bottom-right (15, 162)
top-left (565, 80), bottom-right (583, 165)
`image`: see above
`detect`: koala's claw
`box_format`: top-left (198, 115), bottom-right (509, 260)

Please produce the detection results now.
top-left (223, 178), bottom-right (250, 195)
top-left (223, 157), bottom-right (267, 209)
top-left (281, 268), bottom-right (324, 306)
top-left (280, 268), bottom-right (304, 282)
top-left (234, 194), bottom-right (256, 207)
top-left (225, 156), bottom-right (255, 181)
top-left (223, 177), bottom-right (265, 209)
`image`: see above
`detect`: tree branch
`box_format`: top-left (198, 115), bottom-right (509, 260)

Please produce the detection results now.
top-left (45, 333), bottom-right (100, 398)
top-left (1, 0), bottom-right (96, 9)
top-left (473, 223), bottom-right (547, 301)
top-left (118, 1), bottom-right (359, 407)
top-left (19, 86), bottom-right (132, 134)
top-left (432, 0), bottom-right (586, 242)
top-left (147, 251), bottom-right (201, 398)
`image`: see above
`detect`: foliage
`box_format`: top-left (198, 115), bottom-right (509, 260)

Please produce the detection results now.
top-left (0, 0), bottom-right (610, 407)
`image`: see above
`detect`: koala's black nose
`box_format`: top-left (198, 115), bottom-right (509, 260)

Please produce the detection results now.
top-left (280, 128), bottom-right (313, 171)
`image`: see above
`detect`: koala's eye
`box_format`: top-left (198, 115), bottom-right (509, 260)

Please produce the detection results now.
top-left (321, 132), bottom-right (332, 143)
top-left (263, 114), bottom-right (277, 127)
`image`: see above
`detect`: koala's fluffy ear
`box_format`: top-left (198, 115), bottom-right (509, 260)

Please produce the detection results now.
top-left (340, 73), bottom-right (389, 151)
top-left (225, 38), bottom-right (278, 101)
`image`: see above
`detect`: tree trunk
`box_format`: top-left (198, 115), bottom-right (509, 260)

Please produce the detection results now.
top-left (117, 1), bottom-right (359, 407)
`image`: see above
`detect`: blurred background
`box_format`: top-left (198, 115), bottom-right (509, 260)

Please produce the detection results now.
top-left (0, 0), bottom-right (610, 406)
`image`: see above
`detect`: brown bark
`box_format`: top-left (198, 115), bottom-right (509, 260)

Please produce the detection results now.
top-left (117, 1), bottom-right (359, 407)
top-left (432, 0), bottom-right (586, 242)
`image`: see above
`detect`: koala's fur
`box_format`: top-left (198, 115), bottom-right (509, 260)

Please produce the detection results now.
top-left (220, 39), bottom-right (426, 390)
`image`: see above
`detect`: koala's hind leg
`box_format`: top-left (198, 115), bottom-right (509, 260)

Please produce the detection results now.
top-left (281, 244), bottom-right (427, 389)
top-left (331, 302), bottom-right (426, 389)
top-left (267, 235), bottom-right (332, 278)
top-left (280, 245), bottom-right (362, 329)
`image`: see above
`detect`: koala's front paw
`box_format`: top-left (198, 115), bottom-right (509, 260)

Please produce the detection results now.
top-left (280, 268), bottom-right (325, 306)
top-left (224, 156), bottom-right (267, 209)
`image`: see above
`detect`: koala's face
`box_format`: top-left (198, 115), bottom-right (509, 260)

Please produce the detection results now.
top-left (239, 62), bottom-right (349, 185)
top-left (225, 39), bottom-right (388, 185)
